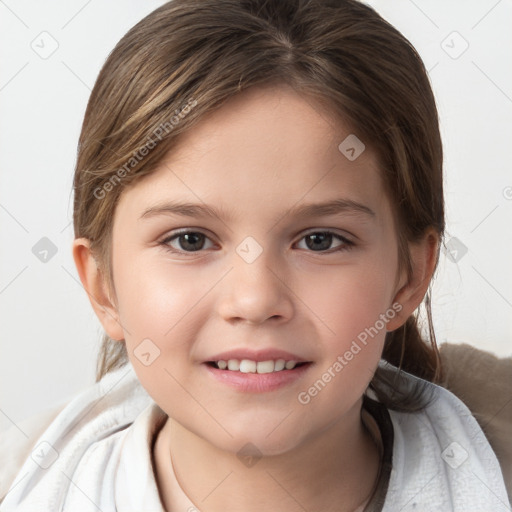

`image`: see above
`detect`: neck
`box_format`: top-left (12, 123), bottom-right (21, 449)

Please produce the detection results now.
top-left (154, 398), bottom-right (381, 512)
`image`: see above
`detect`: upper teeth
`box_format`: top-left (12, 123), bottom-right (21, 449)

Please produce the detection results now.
top-left (216, 359), bottom-right (298, 373)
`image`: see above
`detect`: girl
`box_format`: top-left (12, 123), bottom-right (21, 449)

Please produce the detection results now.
top-left (1, 0), bottom-right (510, 510)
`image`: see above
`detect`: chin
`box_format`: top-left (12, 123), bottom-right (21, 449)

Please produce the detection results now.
top-left (205, 420), bottom-right (308, 459)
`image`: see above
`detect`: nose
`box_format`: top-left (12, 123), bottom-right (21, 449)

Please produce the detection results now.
top-left (217, 244), bottom-right (294, 326)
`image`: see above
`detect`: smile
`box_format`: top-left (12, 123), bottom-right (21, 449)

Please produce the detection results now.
top-left (209, 359), bottom-right (305, 373)
top-left (203, 359), bottom-right (312, 393)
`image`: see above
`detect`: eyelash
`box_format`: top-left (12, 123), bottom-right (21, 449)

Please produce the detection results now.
top-left (158, 229), bottom-right (355, 255)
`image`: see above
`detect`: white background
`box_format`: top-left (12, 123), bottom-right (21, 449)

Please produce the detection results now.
top-left (1, 0), bottom-right (511, 430)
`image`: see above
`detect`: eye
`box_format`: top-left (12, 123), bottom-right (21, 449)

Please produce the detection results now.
top-left (160, 230), bottom-right (215, 253)
top-left (159, 229), bottom-right (354, 255)
top-left (295, 231), bottom-right (354, 253)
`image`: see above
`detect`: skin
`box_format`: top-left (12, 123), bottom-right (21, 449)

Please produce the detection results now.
top-left (73, 83), bottom-right (439, 512)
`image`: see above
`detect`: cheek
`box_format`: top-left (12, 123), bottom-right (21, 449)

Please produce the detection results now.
top-left (304, 256), bottom-right (397, 344)
top-left (294, 264), bottom-right (393, 420)
top-left (111, 257), bottom-right (207, 407)
top-left (113, 254), bottom-right (209, 339)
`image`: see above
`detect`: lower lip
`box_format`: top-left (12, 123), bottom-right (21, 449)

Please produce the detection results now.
top-left (203, 363), bottom-right (312, 393)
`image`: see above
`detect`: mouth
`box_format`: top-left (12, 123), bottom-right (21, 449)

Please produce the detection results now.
top-left (202, 356), bottom-right (313, 393)
top-left (205, 359), bottom-right (310, 373)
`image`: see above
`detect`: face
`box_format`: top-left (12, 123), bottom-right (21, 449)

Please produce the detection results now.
top-left (107, 84), bottom-right (404, 455)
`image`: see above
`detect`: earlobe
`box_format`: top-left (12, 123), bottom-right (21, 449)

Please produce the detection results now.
top-left (385, 229), bottom-right (440, 332)
top-left (72, 238), bottom-right (125, 341)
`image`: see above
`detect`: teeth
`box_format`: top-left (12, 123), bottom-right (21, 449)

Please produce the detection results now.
top-left (256, 360), bottom-right (274, 374)
top-left (216, 359), bottom-right (300, 373)
top-left (227, 359), bottom-right (240, 371)
top-left (274, 359), bottom-right (286, 371)
top-left (239, 359), bottom-right (257, 373)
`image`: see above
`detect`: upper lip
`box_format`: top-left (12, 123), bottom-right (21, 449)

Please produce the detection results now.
top-left (205, 348), bottom-right (310, 363)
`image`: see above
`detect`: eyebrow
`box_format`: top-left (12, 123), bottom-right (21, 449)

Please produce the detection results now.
top-left (139, 198), bottom-right (376, 222)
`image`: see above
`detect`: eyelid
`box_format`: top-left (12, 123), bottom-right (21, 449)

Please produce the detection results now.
top-left (299, 228), bottom-right (355, 243)
top-left (160, 227), bottom-right (213, 240)
top-left (160, 227), bottom-right (354, 243)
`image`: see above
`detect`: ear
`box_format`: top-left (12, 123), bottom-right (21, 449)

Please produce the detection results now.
top-left (385, 228), bottom-right (440, 332)
top-left (72, 237), bottom-right (125, 341)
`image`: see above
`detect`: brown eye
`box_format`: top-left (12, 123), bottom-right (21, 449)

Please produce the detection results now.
top-left (296, 231), bottom-right (354, 253)
top-left (177, 232), bottom-right (206, 251)
top-left (304, 232), bottom-right (333, 251)
top-left (161, 231), bottom-right (214, 252)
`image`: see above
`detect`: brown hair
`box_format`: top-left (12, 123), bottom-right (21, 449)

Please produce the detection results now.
top-left (73, 0), bottom-right (445, 407)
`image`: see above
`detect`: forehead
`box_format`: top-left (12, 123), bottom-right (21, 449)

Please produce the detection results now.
top-left (115, 84), bottom-right (392, 228)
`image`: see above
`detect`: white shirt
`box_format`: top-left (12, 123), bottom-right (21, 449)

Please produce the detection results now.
top-left (1, 360), bottom-right (510, 512)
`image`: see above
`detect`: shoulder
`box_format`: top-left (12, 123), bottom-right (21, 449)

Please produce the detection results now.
top-left (0, 363), bottom-right (150, 509)
top-left (378, 361), bottom-right (511, 511)
top-left (438, 342), bottom-right (512, 501)
top-left (0, 403), bottom-right (67, 503)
